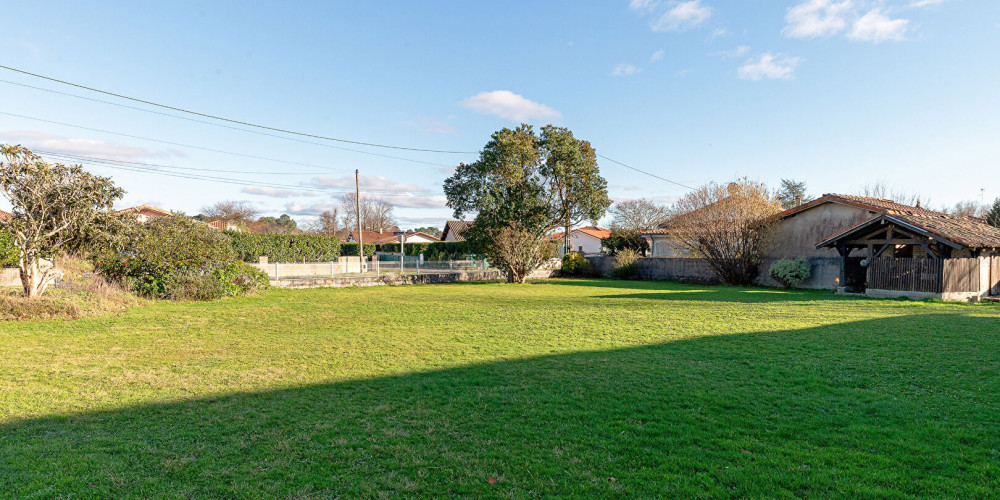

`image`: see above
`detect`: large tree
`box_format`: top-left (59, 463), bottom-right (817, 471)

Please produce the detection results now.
top-left (664, 178), bottom-right (782, 286)
top-left (308, 209), bottom-right (339, 236)
top-left (0, 145), bottom-right (124, 297)
top-left (776, 179), bottom-right (810, 209)
top-left (539, 125), bottom-right (611, 254)
top-left (338, 193), bottom-right (397, 233)
top-left (444, 124), bottom-right (609, 283)
top-left (608, 198), bottom-right (670, 231)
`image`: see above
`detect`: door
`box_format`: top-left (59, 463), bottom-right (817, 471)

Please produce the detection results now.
top-left (991, 256), bottom-right (1000, 296)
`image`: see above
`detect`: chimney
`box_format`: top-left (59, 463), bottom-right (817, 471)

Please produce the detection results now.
top-left (794, 195), bottom-right (802, 206)
top-left (916, 199), bottom-right (922, 208)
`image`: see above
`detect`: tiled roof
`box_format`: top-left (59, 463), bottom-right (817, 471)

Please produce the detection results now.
top-left (117, 204), bottom-right (173, 216)
top-left (351, 230), bottom-right (399, 244)
top-left (817, 212), bottom-right (1000, 250)
top-left (405, 232), bottom-right (440, 242)
top-left (0, 209), bottom-right (12, 222)
top-left (441, 220), bottom-right (473, 241)
top-left (548, 226), bottom-right (611, 241)
top-left (776, 193), bottom-right (941, 220)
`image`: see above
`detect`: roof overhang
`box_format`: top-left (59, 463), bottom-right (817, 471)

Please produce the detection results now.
top-left (815, 214), bottom-right (963, 250)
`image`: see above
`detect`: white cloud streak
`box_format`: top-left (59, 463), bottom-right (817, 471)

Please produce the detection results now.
top-left (783, 0), bottom-right (913, 43)
top-left (458, 90), bottom-right (561, 122)
top-left (651, 1), bottom-right (713, 32)
top-left (783, 0), bottom-right (855, 39)
top-left (0, 130), bottom-right (171, 161)
top-left (612, 63), bottom-right (641, 76)
top-left (241, 187), bottom-right (319, 198)
top-left (738, 53), bottom-right (802, 81)
top-left (849, 8), bottom-right (909, 42)
top-left (649, 49), bottom-right (665, 62)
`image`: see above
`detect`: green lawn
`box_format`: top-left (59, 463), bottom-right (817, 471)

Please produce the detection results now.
top-left (2, 279), bottom-right (999, 498)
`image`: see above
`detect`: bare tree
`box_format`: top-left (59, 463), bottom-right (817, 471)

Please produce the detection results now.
top-left (664, 179), bottom-right (782, 285)
top-left (609, 198), bottom-right (671, 231)
top-left (201, 200), bottom-right (260, 224)
top-left (945, 200), bottom-right (987, 218)
top-left (858, 181), bottom-right (928, 207)
top-left (476, 222), bottom-right (551, 283)
top-left (339, 193), bottom-right (397, 232)
top-left (307, 209), bottom-right (339, 236)
top-left (0, 145), bottom-right (124, 297)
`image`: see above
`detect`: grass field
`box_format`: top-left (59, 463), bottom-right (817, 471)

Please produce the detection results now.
top-left (2, 279), bottom-right (999, 498)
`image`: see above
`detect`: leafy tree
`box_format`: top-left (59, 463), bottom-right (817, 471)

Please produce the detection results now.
top-left (255, 213), bottom-right (299, 234)
top-left (0, 145), bottom-right (124, 298)
top-left (444, 124), bottom-right (608, 283)
top-left (776, 179), bottom-right (810, 209)
top-left (540, 125), bottom-right (611, 255)
top-left (410, 226), bottom-right (442, 237)
top-left (608, 198), bottom-right (670, 231)
top-left (665, 178), bottom-right (782, 285)
top-left (987, 198), bottom-right (1000, 228)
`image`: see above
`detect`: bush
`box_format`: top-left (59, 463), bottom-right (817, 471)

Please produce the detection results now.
top-left (610, 248), bottom-right (640, 280)
top-left (603, 229), bottom-right (650, 256)
top-left (0, 230), bottom-right (16, 267)
top-left (227, 232), bottom-right (340, 262)
top-left (561, 252), bottom-right (592, 277)
top-left (769, 257), bottom-right (811, 288)
top-left (96, 216), bottom-right (262, 300)
top-left (377, 241), bottom-right (477, 260)
top-left (216, 261), bottom-right (270, 297)
top-left (340, 242), bottom-right (377, 257)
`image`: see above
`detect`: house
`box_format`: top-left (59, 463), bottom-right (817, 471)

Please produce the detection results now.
top-left (548, 226), bottom-right (611, 256)
top-left (0, 209), bottom-right (11, 223)
top-left (117, 205), bottom-right (172, 223)
top-left (402, 232), bottom-right (440, 243)
top-left (346, 230), bottom-right (399, 244)
top-left (440, 220), bottom-right (472, 241)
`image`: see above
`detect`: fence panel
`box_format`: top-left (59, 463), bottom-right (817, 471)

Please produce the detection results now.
top-left (867, 257), bottom-right (943, 293)
top-left (942, 258), bottom-right (980, 293)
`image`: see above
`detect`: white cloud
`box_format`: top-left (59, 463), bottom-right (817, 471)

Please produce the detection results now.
top-left (629, 0), bottom-right (659, 12)
top-left (458, 90), bottom-right (561, 122)
top-left (612, 63), bottom-right (641, 76)
top-left (909, 0), bottom-right (946, 7)
top-left (284, 193), bottom-right (447, 215)
top-left (241, 187), bottom-right (319, 198)
top-left (849, 8), bottom-right (909, 42)
top-left (651, 1), bottom-right (713, 32)
top-left (708, 28), bottom-right (727, 38)
top-left (714, 44), bottom-right (750, 59)
top-left (309, 175), bottom-right (430, 194)
top-left (738, 53), bottom-right (802, 81)
top-left (783, 0), bottom-right (855, 38)
top-left (0, 130), bottom-right (170, 161)
top-left (649, 50), bottom-right (665, 62)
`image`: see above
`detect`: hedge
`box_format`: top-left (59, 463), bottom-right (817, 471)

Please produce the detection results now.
top-left (0, 230), bottom-right (16, 267)
top-left (377, 241), bottom-right (477, 260)
top-left (340, 242), bottom-right (377, 257)
top-left (227, 232), bottom-right (340, 262)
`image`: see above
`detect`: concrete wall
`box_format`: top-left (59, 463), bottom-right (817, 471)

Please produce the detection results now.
top-left (769, 203), bottom-right (877, 259)
top-left (1, 267), bottom-right (19, 287)
top-left (587, 256), bottom-right (842, 290)
top-left (270, 268), bottom-right (559, 289)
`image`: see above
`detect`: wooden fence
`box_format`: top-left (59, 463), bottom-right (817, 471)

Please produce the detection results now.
top-left (942, 258), bottom-right (980, 293)
top-left (867, 257), bottom-right (943, 293)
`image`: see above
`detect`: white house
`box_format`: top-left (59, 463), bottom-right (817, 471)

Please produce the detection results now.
top-left (548, 226), bottom-right (611, 256)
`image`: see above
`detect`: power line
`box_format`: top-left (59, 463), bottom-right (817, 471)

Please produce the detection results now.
top-left (35, 150), bottom-right (443, 198)
top-left (0, 79), bottom-right (462, 169)
top-left (0, 111), bottom-right (354, 173)
top-left (0, 64), bottom-right (476, 154)
top-left (596, 153), bottom-right (695, 191)
top-left (35, 150), bottom-right (327, 175)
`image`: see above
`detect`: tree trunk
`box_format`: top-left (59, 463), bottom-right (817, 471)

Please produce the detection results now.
top-left (564, 221), bottom-right (571, 257)
top-left (19, 256), bottom-right (51, 298)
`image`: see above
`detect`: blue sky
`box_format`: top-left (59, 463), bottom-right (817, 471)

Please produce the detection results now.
top-left (1, 0), bottom-right (997, 228)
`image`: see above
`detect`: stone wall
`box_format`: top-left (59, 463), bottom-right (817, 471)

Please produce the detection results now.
top-left (586, 256), bottom-right (842, 290)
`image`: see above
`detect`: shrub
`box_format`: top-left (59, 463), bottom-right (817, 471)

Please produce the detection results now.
top-left (340, 242), bottom-right (377, 257)
top-left (216, 261), bottom-right (270, 297)
top-left (0, 230), bottom-right (16, 267)
top-left (561, 252), bottom-right (592, 277)
top-left (603, 229), bottom-right (650, 256)
top-left (377, 241), bottom-right (477, 260)
top-left (227, 232), bottom-right (340, 262)
top-left (610, 248), bottom-right (640, 280)
top-left (769, 257), bottom-right (811, 288)
top-left (95, 216), bottom-right (259, 300)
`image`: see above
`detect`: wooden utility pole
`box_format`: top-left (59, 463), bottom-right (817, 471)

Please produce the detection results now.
top-left (356, 169), bottom-right (363, 273)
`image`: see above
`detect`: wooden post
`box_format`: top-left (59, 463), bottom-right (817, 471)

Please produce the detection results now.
top-left (355, 169), bottom-right (363, 274)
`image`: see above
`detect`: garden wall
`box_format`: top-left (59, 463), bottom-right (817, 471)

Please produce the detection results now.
top-left (586, 256), bottom-right (841, 290)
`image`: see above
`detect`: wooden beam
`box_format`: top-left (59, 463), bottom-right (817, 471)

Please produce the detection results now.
top-left (842, 239), bottom-right (932, 245)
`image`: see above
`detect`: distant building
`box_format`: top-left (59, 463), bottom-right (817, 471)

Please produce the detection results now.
top-left (547, 226), bottom-right (611, 256)
top-left (117, 205), bottom-right (172, 223)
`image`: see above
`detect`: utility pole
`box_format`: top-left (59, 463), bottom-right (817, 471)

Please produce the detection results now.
top-left (356, 169), bottom-right (363, 274)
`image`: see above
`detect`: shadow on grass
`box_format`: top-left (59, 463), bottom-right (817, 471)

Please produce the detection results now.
top-left (542, 278), bottom-right (840, 304)
top-left (3, 314), bottom-right (999, 498)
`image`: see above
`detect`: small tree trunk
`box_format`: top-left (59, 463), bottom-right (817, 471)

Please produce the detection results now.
top-left (19, 256), bottom-right (52, 298)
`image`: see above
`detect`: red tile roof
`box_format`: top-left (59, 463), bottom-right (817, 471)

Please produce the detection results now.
top-left (0, 209), bottom-right (12, 223)
top-left (350, 230), bottom-right (399, 244)
top-left (775, 193), bottom-right (941, 220)
top-left (441, 220), bottom-right (473, 241)
top-left (548, 226), bottom-right (611, 241)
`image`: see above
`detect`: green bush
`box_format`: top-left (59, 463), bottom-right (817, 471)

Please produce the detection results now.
top-left (95, 216), bottom-right (260, 300)
top-left (0, 230), bottom-right (17, 267)
top-left (340, 242), bottom-right (377, 257)
top-left (561, 252), bottom-right (592, 277)
top-left (603, 229), bottom-right (650, 256)
top-left (769, 257), bottom-right (811, 288)
top-left (610, 248), bottom-right (640, 280)
top-left (227, 232), bottom-right (340, 262)
top-left (377, 241), bottom-right (477, 260)
top-left (216, 261), bottom-right (270, 297)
